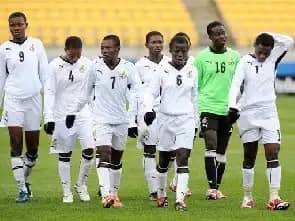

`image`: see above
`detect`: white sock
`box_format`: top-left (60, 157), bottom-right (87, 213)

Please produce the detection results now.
top-left (110, 168), bottom-right (122, 197)
top-left (176, 172), bottom-right (189, 203)
top-left (143, 157), bottom-right (158, 193)
top-left (242, 168), bottom-right (254, 199)
top-left (23, 153), bottom-right (37, 183)
top-left (11, 157), bottom-right (26, 192)
top-left (76, 157), bottom-right (93, 186)
top-left (171, 160), bottom-right (177, 186)
top-left (266, 166), bottom-right (281, 200)
top-left (98, 167), bottom-right (110, 197)
top-left (58, 161), bottom-right (71, 196)
top-left (157, 171), bottom-right (167, 198)
top-left (96, 157), bottom-right (100, 189)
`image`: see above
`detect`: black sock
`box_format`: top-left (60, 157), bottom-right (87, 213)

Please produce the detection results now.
top-left (216, 161), bottom-right (226, 189)
top-left (205, 157), bottom-right (217, 189)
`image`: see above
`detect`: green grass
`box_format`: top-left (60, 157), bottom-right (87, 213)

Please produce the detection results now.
top-left (0, 96), bottom-right (295, 221)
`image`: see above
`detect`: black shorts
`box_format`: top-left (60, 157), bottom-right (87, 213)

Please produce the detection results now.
top-left (200, 112), bottom-right (232, 135)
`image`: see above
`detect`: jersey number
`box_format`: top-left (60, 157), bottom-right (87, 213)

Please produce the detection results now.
top-left (19, 51), bottom-right (24, 62)
top-left (176, 75), bottom-right (182, 86)
top-left (215, 62), bottom-right (226, 73)
top-left (68, 70), bottom-right (74, 82)
top-left (110, 76), bottom-right (116, 89)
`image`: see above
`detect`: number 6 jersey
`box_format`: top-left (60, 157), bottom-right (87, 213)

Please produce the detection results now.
top-left (44, 56), bottom-right (92, 123)
top-left (0, 37), bottom-right (48, 100)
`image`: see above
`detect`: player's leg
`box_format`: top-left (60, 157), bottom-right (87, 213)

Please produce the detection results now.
top-left (175, 148), bottom-right (190, 211)
top-left (200, 113), bottom-right (218, 199)
top-left (241, 141), bottom-right (258, 208)
top-left (109, 123), bottom-right (128, 208)
top-left (58, 151), bottom-right (73, 203)
top-left (9, 126), bottom-right (29, 202)
top-left (168, 150), bottom-right (177, 192)
top-left (143, 144), bottom-right (158, 200)
top-left (24, 130), bottom-right (39, 197)
top-left (215, 116), bottom-right (232, 198)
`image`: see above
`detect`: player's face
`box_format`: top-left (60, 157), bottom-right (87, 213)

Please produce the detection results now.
top-left (146, 35), bottom-right (163, 55)
top-left (170, 42), bottom-right (189, 66)
top-left (254, 44), bottom-right (272, 62)
top-left (9, 16), bottom-right (27, 40)
top-left (101, 39), bottom-right (120, 63)
top-left (209, 25), bottom-right (227, 47)
top-left (65, 48), bottom-right (82, 63)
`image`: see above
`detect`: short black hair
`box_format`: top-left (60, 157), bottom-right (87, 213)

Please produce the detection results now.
top-left (169, 35), bottom-right (189, 50)
top-left (174, 32), bottom-right (191, 47)
top-left (103, 34), bottom-right (120, 47)
top-left (207, 21), bottom-right (224, 35)
top-left (145, 31), bottom-right (163, 44)
top-left (8, 12), bottom-right (27, 22)
top-left (254, 33), bottom-right (274, 48)
top-left (65, 36), bottom-right (82, 49)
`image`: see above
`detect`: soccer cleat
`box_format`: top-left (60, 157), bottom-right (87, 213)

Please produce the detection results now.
top-left (16, 191), bottom-right (30, 203)
top-left (102, 196), bottom-right (113, 208)
top-left (63, 193), bottom-right (74, 203)
top-left (206, 189), bottom-right (217, 200)
top-left (169, 184), bottom-right (176, 192)
top-left (25, 183), bottom-right (33, 198)
top-left (112, 196), bottom-right (123, 208)
top-left (267, 198), bottom-right (290, 210)
top-left (216, 190), bottom-right (226, 199)
top-left (175, 201), bottom-right (187, 211)
top-left (74, 184), bottom-right (90, 202)
top-left (241, 197), bottom-right (255, 208)
top-left (149, 192), bottom-right (157, 201)
top-left (157, 197), bottom-right (168, 208)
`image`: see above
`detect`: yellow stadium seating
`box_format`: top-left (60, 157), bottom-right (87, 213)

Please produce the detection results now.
top-left (216, 0), bottom-right (295, 47)
top-left (0, 0), bottom-right (198, 47)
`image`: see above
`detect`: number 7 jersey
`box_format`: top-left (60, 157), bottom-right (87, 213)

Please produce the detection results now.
top-left (88, 57), bottom-right (140, 125)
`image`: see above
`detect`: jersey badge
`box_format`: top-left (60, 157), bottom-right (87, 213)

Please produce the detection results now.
top-left (58, 65), bottom-right (64, 71)
top-left (228, 58), bottom-right (234, 65)
top-left (187, 70), bottom-right (193, 78)
top-left (29, 44), bottom-right (35, 52)
top-left (79, 65), bottom-right (85, 73)
top-left (119, 69), bottom-right (127, 79)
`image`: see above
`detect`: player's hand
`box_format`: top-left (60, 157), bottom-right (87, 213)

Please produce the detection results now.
top-left (128, 127), bottom-right (138, 138)
top-left (44, 122), bottom-right (55, 135)
top-left (144, 111), bottom-right (156, 126)
top-left (65, 115), bottom-right (76, 129)
top-left (227, 108), bottom-right (240, 124)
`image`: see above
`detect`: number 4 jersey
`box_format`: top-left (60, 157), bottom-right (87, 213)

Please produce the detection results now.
top-left (44, 56), bottom-right (92, 123)
top-left (194, 47), bottom-right (240, 115)
top-left (0, 37), bottom-right (48, 100)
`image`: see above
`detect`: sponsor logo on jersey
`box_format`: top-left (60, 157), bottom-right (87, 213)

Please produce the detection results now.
top-left (5, 48), bottom-right (11, 50)
top-left (58, 65), bottom-right (64, 71)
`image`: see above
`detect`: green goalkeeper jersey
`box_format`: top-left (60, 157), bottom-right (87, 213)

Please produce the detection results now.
top-left (194, 47), bottom-right (240, 115)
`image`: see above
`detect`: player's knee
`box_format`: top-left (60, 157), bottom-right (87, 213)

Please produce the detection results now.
top-left (216, 153), bottom-right (226, 163)
top-left (176, 166), bottom-right (189, 174)
top-left (265, 145), bottom-right (280, 162)
top-left (82, 148), bottom-right (94, 160)
top-left (59, 152), bottom-right (72, 162)
top-left (98, 146), bottom-right (111, 164)
top-left (203, 129), bottom-right (217, 150)
top-left (110, 162), bottom-right (122, 170)
top-left (158, 151), bottom-right (170, 170)
top-left (143, 145), bottom-right (156, 156)
top-left (176, 149), bottom-right (190, 167)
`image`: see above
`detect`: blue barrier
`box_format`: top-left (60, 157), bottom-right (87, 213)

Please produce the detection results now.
top-left (277, 63), bottom-right (295, 77)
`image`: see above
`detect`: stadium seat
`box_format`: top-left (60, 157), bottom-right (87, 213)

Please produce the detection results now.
top-left (216, 0), bottom-right (295, 47)
top-left (0, 0), bottom-right (198, 47)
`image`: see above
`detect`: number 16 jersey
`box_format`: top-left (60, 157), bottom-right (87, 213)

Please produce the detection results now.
top-left (194, 47), bottom-right (240, 115)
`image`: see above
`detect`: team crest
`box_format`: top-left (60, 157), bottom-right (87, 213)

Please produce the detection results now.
top-left (79, 65), bottom-right (85, 73)
top-left (29, 44), bottom-right (35, 52)
top-left (228, 58), bottom-right (234, 65)
top-left (187, 70), bottom-right (193, 78)
top-left (119, 69), bottom-right (127, 79)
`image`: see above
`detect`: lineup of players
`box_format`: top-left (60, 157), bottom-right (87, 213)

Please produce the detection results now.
top-left (0, 12), bottom-right (293, 211)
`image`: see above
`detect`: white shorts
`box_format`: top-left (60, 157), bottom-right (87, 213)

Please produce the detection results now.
top-left (237, 109), bottom-right (281, 144)
top-left (137, 117), bottom-right (158, 149)
top-left (1, 94), bottom-right (41, 131)
top-left (94, 123), bottom-right (128, 151)
top-left (50, 118), bottom-right (95, 154)
top-left (157, 113), bottom-right (195, 151)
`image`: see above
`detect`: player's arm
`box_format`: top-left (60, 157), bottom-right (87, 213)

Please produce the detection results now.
top-left (194, 55), bottom-right (203, 90)
top-left (191, 68), bottom-right (199, 129)
top-left (43, 62), bottom-right (56, 134)
top-left (37, 40), bottom-right (49, 88)
top-left (0, 49), bottom-right (7, 107)
top-left (268, 32), bottom-right (294, 61)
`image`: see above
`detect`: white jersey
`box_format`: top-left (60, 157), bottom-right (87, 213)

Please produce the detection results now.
top-left (44, 56), bottom-right (92, 122)
top-left (0, 37), bottom-right (48, 100)
top-left (135, 55), bottom-right (170, 111)
top-left (229, 33), bottom-right (293, 112)
top-left (89, 58), bottom-right (140, 125)
top-left (144, 61), bottom-right (198, 117)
